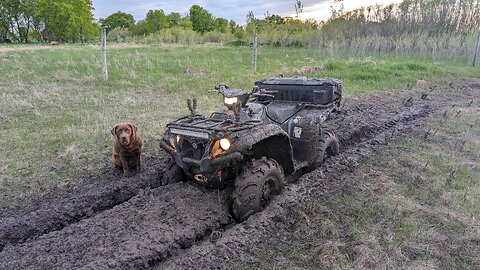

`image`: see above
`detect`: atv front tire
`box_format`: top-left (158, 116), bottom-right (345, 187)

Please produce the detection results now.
top-left (161, 158), bottom-right (185, 185)
top-left (231, 157), bottom-right (285, 222)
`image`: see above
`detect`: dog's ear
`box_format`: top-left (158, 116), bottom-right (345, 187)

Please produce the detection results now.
top-left (111, 125), bottom-right (118, 136)
top-left (128, 123), bottom-right (137, 141)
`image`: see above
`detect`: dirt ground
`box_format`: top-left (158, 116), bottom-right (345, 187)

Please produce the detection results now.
top-left (0, 81), bottom-right (478, 269)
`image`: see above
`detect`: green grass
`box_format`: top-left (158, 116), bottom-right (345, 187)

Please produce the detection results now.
top-left (0, 43), bottom-right (478, 200)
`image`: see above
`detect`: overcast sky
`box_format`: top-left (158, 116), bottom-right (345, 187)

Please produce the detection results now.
top-left (91, 0), bottom-right (404, 24)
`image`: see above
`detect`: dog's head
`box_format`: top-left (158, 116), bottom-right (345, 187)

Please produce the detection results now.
top-left (111, 123), bottom-right (137, 146)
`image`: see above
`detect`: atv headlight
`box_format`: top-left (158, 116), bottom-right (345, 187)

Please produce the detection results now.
top-left (219, 138), bottom-right (231, 151)
top-left (176, 135), bottom-right (181, 144)
top-left (224, 96), bottom-right (238, 106)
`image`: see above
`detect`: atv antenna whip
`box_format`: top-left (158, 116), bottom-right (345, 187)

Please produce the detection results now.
top-left (187, 98), bottom-right (197, 116)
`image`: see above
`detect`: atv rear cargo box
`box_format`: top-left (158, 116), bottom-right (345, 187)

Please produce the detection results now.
top-left (254, 77), bottom-right (342, 105)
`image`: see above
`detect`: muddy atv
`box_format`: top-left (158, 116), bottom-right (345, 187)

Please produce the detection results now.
top-left (160, 77), bottom-right (343, 221)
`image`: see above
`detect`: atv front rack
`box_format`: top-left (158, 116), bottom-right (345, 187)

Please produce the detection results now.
top-left (167, 115), bottom-right (263, 135)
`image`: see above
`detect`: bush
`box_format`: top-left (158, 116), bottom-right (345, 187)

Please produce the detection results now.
top-left (225, 39), bottom-right (250, 47)
top-left (107, 27), bottom-right (134, 42)
top-left (201, 31), bottom-right (234, 43)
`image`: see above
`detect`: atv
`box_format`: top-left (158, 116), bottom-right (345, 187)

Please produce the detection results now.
top-left (160, 77), bottom-right (343, 221)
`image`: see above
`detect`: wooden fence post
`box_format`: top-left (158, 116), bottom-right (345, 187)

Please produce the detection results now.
top-left (101, 27), bottom-right (108, 80)
top-left (252, 30), bottom-right (257, 74)
top-left (473, 32), bottom-right (480, 67)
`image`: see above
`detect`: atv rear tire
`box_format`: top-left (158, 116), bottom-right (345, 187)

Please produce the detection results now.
top-left (231, 157), bottom-right (285, 222)
top-left (161, 158), bottom-right (185, 185)
top-left (313, 130), bottom-right (340, 168)
top-left (333, 87), bottom-right (343, 112)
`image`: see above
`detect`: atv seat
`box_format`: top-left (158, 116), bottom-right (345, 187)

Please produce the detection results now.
top-left (266, 102), bottom-right (302, 124)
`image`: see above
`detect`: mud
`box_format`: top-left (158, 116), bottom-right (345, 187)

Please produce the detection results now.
top-left (0, 183), bottom-right (231, 269)
top-left (0, 154), bottom-right (168, 251)
top-left (0, 85), bottom-right (475, 269)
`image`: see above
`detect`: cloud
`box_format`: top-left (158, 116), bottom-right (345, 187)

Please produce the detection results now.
top-left (92, 0), bottom-right (402, 24)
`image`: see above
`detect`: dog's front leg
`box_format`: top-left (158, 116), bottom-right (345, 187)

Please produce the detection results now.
top-left (120, 156), bottom-right (130, 177)
top-left (136, 151), bottom-right (142, 173)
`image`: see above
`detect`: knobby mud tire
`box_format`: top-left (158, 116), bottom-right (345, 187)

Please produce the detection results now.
top-left (231, 157), bottom-right (285, 222)
top-left (313, 130), bottom-right (340, 168)
top-left (161, 158), bottom-right (185, 185)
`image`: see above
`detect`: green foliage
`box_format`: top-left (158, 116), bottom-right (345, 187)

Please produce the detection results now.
top-left (167, 12), bottom-right (181, 27)
top-left (229, 20), bottom-right (236, 33)
top-left (179, 17), bottom-right (193, 30)
top-left (141, 26), bottom-right (198, 44)
top-left (189, 5), bottom-right (214, 33)
top-left (0, 0), bottom-right (36, 42)
top-left (225, 39), bottom-right (250, 46)
top-left (233, 26), bottom-right (246, 40)
top-left (132, 20), bottom-right (146, 35)
top-left (107, 27), bottom-right (133, 42)
top-left (36, 0), bottom-right (98, 42)
top-left (213, 18), bottom-right (229, 33)
top-left (100, 11), bottom-right (135, 32)
top-left (144, 9), bottom-right (169, 34)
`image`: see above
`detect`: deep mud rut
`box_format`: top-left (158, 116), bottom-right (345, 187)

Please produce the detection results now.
top-left (0, 84), bottom-right (477, 269)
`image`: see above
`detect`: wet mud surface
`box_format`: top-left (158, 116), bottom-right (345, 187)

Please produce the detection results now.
top-left (0, 85), bottom-right (476, 269)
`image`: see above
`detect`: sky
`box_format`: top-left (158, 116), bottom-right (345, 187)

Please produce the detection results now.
top-left (91, 0), bottom-right (404, 24)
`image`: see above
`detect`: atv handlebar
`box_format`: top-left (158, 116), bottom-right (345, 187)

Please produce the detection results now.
top-left (209, 84), bottom-right (278, 100)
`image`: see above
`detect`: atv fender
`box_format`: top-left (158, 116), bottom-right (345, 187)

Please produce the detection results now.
top-left (233, 124), bottom-right (295, 175)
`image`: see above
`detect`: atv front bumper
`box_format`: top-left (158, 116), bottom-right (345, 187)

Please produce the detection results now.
top-left (160, 140), bottom-right (242, 186)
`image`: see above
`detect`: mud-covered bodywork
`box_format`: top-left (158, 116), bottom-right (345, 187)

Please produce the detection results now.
top-left (161, 111), bottom-right (294, 187)
top-left (160, 77), bottom-right (343, 188)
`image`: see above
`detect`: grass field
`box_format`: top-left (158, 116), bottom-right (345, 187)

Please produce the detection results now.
top-left (0, 43), bottom-right (479, 201)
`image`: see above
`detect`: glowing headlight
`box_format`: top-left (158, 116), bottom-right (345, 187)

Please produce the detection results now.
top-left (176, 135), bottom-right (181, 144)
top-left (219, 138), bottom-right (231, 151)
top-left (224, 96), bottom-right (238, 105)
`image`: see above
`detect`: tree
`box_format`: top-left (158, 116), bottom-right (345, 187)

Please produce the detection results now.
top-left (0, 0), bottom-right (37, 43)
top-left (0, 3), bottom-right (11, 41)
top-left (245, 11), bottom-right (265, 34)
top-left (233, 26), bottom-right (245, 39)
top-left (213, 17), bottom-right (229, 33)
top-left (189, 5), bottom-right (214, 33)
top-left (265, 14), bottom-right (284, 26)
top-left (133, 19), bottom-right (148, 35)
top-left (144, 9), bottom-right (169, 34)
top-left (167, 12), bottom-right (181, 27)
top-left (36, 0), bottom-right (98, 42)
top-left (100, 11), bottom-right (135, 33)
top-left (294, 0), bottom-right (303, 17)
top-left (179, 17), bottom-right (193, 30)
top-left (229, 19), bottom-right (236, 33)
top-left (330, 0), bottom-right (344, 19)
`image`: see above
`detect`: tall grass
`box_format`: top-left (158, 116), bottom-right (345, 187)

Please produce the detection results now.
top-left (105, 0), bottom-right (480, 60)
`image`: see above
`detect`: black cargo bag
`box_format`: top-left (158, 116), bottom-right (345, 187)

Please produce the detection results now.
top-left (255, 77), bottom-right (342, 105)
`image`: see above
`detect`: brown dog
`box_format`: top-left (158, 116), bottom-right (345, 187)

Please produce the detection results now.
top-left (111, 123), bottom-right (143, 176)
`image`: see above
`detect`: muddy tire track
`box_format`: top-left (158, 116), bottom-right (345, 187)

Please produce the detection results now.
top-left (0, 155), bottom-right (167, 252)
top-left (0, 183), bottom-right (231, 269)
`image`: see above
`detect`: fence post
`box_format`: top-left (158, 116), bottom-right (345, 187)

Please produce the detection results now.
top-left (252, 30), bottom-right (257, 74)
top-left (101, 27), bottom-right (108, 80)
top-left (473, 32), bottom-right (480, 67)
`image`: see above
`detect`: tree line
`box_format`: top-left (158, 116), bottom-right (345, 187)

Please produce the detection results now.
top-left (1, 0), bottom-right (478, 46)
top-left (101, 5), bottom-right (243, 38)
top-left (0, 0), bottom-right (97, 43)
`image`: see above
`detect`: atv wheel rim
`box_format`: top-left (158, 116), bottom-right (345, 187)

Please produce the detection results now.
top-left (324, 145), bottom-right (334, 160)
top-left (261, 178), bottom-right (277, 208)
